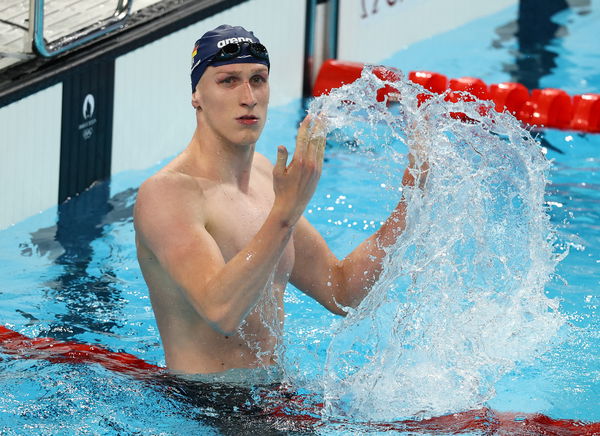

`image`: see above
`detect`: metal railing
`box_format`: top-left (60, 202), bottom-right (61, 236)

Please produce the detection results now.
top-left (27, 0), bottom-right (132, 57)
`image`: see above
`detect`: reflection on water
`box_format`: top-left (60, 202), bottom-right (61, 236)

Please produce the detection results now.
top-left (493, 0), bottom-right (592, 90)
top-left (22, 182), bottom-right (138, 342)
top-left (513, 0), bottom-right (569, 89)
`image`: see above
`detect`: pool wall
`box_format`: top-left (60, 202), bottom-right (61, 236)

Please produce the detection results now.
top-left (0, 0), bottom-right (518, 231)
top-left (336, 0), bottom-right (516, 63)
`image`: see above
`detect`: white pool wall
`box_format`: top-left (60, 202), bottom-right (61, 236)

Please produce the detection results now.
top-left (0, 84), bottom-right (63, 229)
top-left (337, 0), bottom-right (517, 63)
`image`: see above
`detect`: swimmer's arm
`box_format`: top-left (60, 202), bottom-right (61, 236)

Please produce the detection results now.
top-left (291, 161), bottom-right (427, 313)
top-left (134, 116), bottom-right (325, 335)
top-left (135, 178), bottom-right (296, 335)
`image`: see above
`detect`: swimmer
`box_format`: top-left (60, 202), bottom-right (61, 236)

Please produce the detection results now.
top-left (133, 24), bottom-right (426, 375)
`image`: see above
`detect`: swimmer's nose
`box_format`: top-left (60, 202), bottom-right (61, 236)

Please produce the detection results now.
top-left (240, 81), bottom-right (257, 108)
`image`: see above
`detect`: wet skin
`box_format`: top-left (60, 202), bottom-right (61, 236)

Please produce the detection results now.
top-left (134, 63), bottom-right (418, 374)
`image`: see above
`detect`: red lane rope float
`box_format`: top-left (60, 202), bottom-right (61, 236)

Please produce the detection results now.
top-left (312, 59), bottom-right (365, 98)
top-left (519, 88), bottom-right (574, 129)
top-left (265, 402), bottom-right (600, 435)
top-left (490, 82), bottom-right (530, 115)
top-left (571, 93), bottom-right (600, 132)
top-left (448, 77), bottom-right (490, 102)
top-left (264, 391), bottom-right (600, 434)
top-left (409, 70), bottom-right (447, 94)
top-left (445, 77), bottom-right (491, 121)
top-left (2, 325), bottom-right (600, 433)
top-left (311, 59), bottom-right (402, 103)
top-left (355, 409), bottom-right (600, 435)
top-left (313, 59), bottom-right (600, 133)
top-left (0, 324), bottom-right (162, 379)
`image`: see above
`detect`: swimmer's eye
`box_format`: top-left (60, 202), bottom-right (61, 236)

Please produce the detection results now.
top-left (250, 75), bottom-right (267, 85)
top-left (219, 76), bottom-right (239, 86)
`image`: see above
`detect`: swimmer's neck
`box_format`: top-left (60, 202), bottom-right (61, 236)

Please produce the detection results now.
top-left (183, 127), bottom-right (257, 190)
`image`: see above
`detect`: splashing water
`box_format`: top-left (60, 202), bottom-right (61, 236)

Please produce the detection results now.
top-left (308, 67), bottom-right (565, 421)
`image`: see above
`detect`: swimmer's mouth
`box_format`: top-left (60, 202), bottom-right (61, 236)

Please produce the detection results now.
top-left (237, 115), bottom-right (260, 125)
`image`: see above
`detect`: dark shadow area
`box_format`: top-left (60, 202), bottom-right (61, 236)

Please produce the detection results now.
top-left (24, 179), bottom-right (139, 342)
top-left (153, 375), bottom-right (318, 435)
top-left (513, 0), bottom-right (570, 89)
top-left (493, 0), bottom-right (591, 91)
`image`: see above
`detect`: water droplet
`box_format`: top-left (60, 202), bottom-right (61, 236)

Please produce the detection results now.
top-left (308, 66), bottom-right (562, 421)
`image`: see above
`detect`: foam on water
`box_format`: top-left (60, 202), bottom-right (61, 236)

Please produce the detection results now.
top-left (308, 67), bottom-right (565, 421)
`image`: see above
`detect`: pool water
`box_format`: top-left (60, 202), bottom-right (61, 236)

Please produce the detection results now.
top-left (1, 2), bottom-right (599, 434)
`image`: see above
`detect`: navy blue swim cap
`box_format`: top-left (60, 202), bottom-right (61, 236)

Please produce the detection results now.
top-left (190, 24), bottom-right (270, 92)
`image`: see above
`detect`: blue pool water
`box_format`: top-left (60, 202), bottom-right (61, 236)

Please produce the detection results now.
top-left (1, 3), bottom-right (599, 434)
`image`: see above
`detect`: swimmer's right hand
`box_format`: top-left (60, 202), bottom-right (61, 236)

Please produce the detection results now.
top-left (272, 115), bottom-right (326, 227)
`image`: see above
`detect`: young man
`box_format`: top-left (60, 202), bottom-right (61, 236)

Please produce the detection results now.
top-left (134, 25), bottom-right (421, 376)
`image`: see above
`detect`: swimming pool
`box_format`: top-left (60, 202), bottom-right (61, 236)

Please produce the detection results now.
top-left (1, 2), bottom-right (599, 434)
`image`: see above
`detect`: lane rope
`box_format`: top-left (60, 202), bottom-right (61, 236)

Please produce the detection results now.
top-left (1, 324), bottom-right (599, 433)
top-left (313, 59), bottom-right (600, 133)
top-left (0, 324), bottom-right (162, 379)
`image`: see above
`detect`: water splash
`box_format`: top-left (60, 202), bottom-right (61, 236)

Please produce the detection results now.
top-left (308, 67), bottom-right (565, 421)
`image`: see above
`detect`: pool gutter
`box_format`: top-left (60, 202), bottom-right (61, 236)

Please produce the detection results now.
top-left (0, 0), bottom-right (249, 108)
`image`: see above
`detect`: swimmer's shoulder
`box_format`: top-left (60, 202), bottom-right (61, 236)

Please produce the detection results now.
top-left (138, 169), bottom-right (205, 202)
top-left (134, 169), bottom-right (211, 232)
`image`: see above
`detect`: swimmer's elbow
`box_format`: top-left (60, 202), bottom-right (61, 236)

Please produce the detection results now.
top-left (328, 287), bottom-right (357, 317)
top-left (202, 306), bottom-right (244, 336)
top-left (327, 301), bottom-right (349, 317)
top-left (330, 265), bottom-right (365, 313)
top-left (184, 288), bottom-right (243, 335)
top-left (207, 316), bottom-right (239, 336)
top-left (211, 321), bottom-right (238, 337)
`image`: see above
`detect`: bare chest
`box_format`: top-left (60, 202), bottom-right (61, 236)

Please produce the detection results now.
top-left (204, 184), bottom-right (295, 276)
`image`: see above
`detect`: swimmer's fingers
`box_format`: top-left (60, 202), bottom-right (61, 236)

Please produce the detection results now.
top-left (308, 115), bottom-right (327, 168)
top-left (407, 112), bottom-right (431, 160)
top-left (316, 132), bottom-right (326, 171)
top-left (274, 145), bottom-right (289, 175)
top-left (293, 115), bottom-right (312, 163)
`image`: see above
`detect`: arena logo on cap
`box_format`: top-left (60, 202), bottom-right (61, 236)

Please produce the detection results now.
top-left (216, 37), bottom-right (254, 48)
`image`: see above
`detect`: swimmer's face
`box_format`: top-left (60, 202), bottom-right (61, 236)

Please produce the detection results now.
top-left (192, 63), bottom-right (270, 148)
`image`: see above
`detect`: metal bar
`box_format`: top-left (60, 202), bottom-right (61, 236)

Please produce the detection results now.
top-left (327, 0), bottom-right (339, 60)
top-left (303, 0), bottom-right (317, 98)
top-left (26, 0), bottom-right (36, 53)
top-left (31, 0), bottom-right (132, 58)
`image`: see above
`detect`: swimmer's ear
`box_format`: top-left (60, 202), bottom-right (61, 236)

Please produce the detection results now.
top-left (191, 91), bottom-right (202, 110)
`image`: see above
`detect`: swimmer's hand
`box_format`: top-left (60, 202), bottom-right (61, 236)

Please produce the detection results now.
top-left (402, 106), bottom-right (430, 189)
top-left (387, 91), bottom-right (425, 161)
top-left (272, 115), bottom-right (326, 227)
